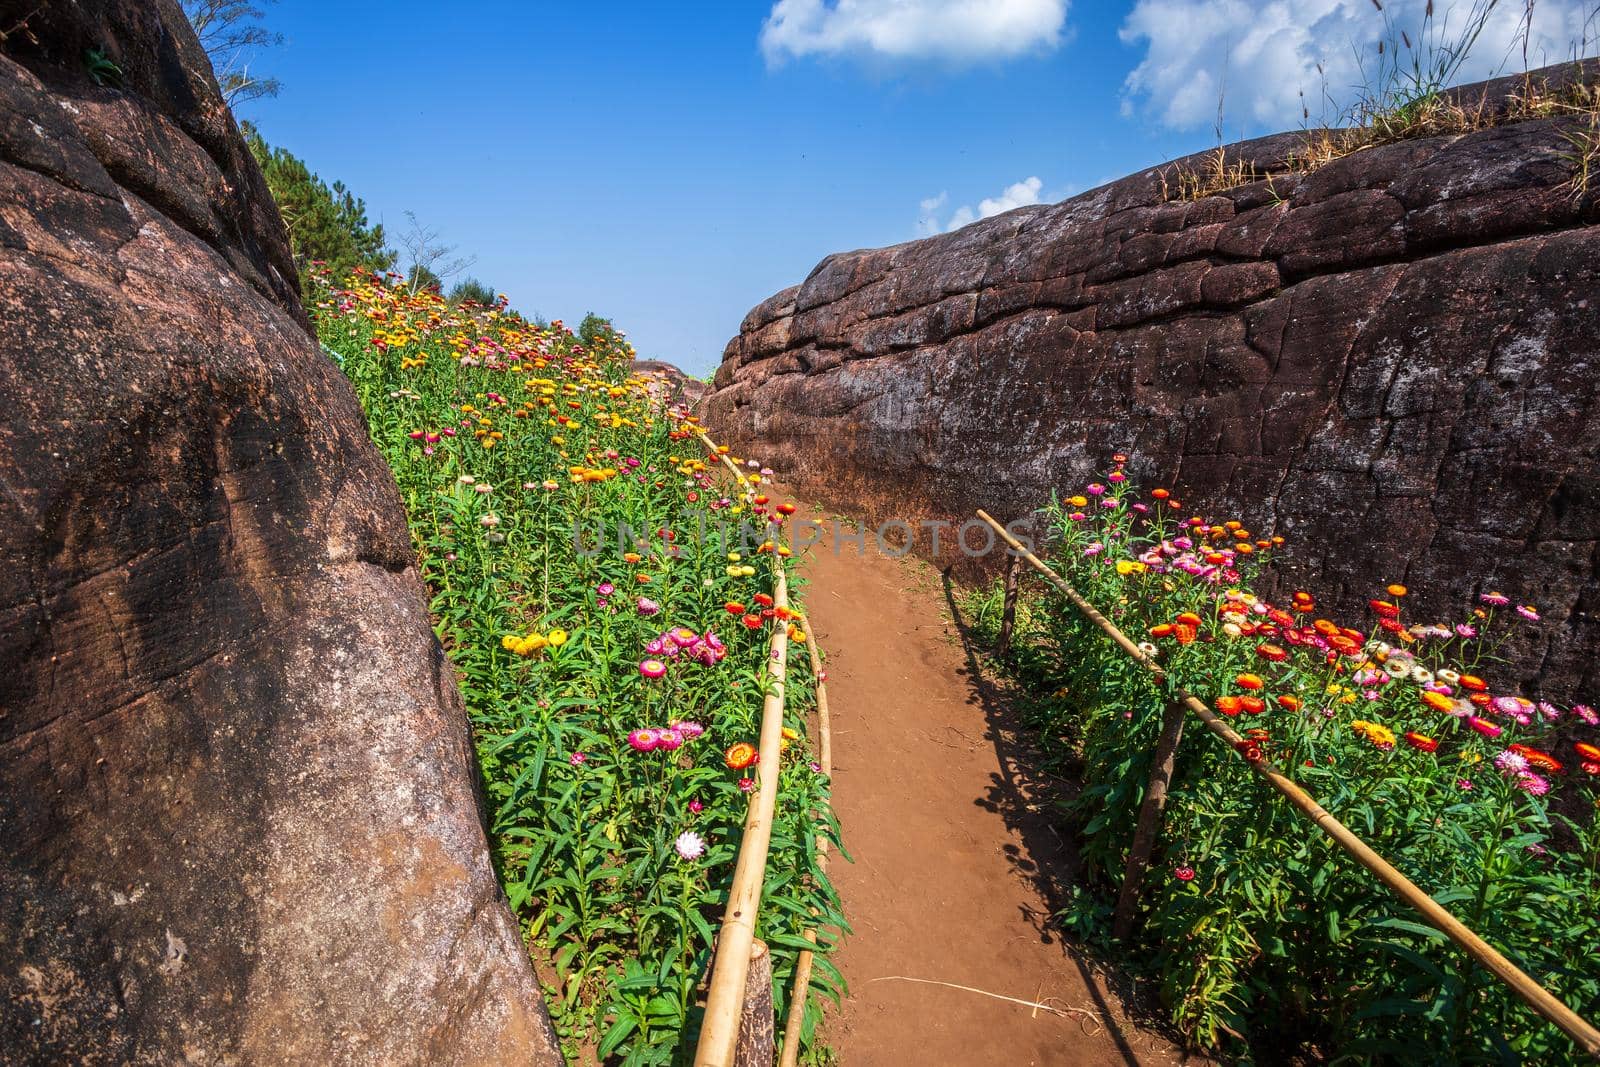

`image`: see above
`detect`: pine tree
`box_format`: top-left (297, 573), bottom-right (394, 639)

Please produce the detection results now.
top-left (242, 122), bottom-right (395, 296)
top-left (449, 278), bottom-right (497, 307)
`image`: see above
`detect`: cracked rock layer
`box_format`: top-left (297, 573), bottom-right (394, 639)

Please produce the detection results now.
top-left (0, 3), bottom-right (559, 1062)
top-left (706, 65), bottom-right (1600, 702)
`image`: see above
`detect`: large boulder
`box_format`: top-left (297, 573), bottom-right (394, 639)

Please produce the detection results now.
top-left (705, 64), bottom-right (1600, 703)
top-left (0, 3), bottom-right (559, 1062)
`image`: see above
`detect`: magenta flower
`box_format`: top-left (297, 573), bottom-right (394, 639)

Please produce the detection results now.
top-left (1491, 695), bottom-right (1526, 717)
top-left (1086, 483), bottom-right (1105, 496)
top-left (639, 658), bottom-right (667, 679)
top-left (1480, 592), bottom-right (1510, 606)
top-left (637, 597), bottom-right (661, 616)
top-left (1468, 717), bottom-right (1502, 739)
top-left (1108, 471), bottom-right (1126, 483)
top-left (656, 729), bottom-right (684, 752)
top-left (737, 777), bottom-right (756, 794)
top-left (1516, 604), bottom-right (1540, 621)
top-left (1574, 704), bottom-right (1599, 725)
top-left (1454, 624), bottom-right (1477, 638)
top-left (569, 751), bottom-right (588, 766)
top-left (597, 582), bottom-right (615, 597)
top-left (1517, 772), bottom-right (1551, 796)
top-left (688, 798), bottom-right (704, 814)
top-left (627, 728), bottom-right (659, 752)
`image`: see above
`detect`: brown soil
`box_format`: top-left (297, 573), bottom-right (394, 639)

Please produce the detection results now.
top-left (798, 519), bottom-right (1196, 1066)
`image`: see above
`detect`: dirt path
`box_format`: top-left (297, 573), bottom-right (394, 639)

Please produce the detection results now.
top-left (798, 521), bottom-right (1192, 1066)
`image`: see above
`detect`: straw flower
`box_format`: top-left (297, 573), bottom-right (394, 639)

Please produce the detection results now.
top-left (674, 830), bottom-right (707, 861)
top-left (1404, 732), bottom-right (1438, 753)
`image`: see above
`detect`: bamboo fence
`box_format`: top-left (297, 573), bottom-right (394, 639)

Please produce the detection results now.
top-left (692, 540), bottom-right (790, 1067)
top-left (692, 430), bottom-right (838, 1067)
top-left (777, 613), bottom-right (833, 1067)
top-left (974, 508), bottom-right (1600, 1059)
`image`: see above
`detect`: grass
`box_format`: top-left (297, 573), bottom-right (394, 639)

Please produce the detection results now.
top-left (1160, 0), bottom-right (1600, 203)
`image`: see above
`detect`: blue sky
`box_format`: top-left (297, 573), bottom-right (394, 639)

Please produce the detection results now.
top-left (240, 1), bottom-right (1594, 375)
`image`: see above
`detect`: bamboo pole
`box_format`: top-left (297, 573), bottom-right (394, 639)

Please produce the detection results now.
top-left (974, 509), bottom-right (1600, 1059)
top-left (694, 566), bottom-right (790, 1067)
top-left (1112, 699), bottom-right (1185, 941)
top-left (777, 613), bottom-right (834, 1067)
top-left (698, 431), bottom-right (757, 502)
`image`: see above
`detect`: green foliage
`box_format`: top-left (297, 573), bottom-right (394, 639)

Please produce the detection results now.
top-left (580, 312), bottom-right (615, 349)
top-left (449, 277), bottom-right (498, 307)
top-left (312, 272), bottom-right (843, 1063)
top-left (405, 262), bottom-right (442, 295)
top-left (242, 122), bottom-right (394, 298)
top-left (970, 471), bottom-right (1600, 1063)
top-left (83, 48), bottom-right (123, 88)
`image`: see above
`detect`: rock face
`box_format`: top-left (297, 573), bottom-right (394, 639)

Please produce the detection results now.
top-left (0, 3), bottom-right (559, 1062)
top-left (706, 66), bottom-right (1600, 703)
top-left (632, 358), bottom-right (709, 407)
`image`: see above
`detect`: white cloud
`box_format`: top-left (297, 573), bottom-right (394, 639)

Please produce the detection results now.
top-left (1119, 0), bottom-right (1600, 130)
top-left (762, 0), bottom-right (1069, 65)
top-left (917, 175), bottom-right (1045, 234)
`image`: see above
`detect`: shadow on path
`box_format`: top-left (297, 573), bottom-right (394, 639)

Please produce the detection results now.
top-left (938, 567), bottom-right (1191, 1065)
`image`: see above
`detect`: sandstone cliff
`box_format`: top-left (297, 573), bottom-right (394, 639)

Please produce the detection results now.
top-left (706, 66), bottom-right (1600, 703)
top-left (0, 2), bottom-right (558, 1061)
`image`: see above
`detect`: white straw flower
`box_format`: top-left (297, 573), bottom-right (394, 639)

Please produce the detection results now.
top-left (675, 830), bottom-right (706, 861)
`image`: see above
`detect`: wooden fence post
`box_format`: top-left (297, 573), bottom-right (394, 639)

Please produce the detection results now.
top-left (997, 553), bottom-right (1020, 653)
top-left (735, 939), bottom-right (774, 1067)
top-left (1112, 700), bottom-right (1186, 940)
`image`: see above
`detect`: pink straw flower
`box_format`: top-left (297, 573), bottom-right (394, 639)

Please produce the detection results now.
top-left (639, 658), bottom-right (667, 679)
top-left (627, 728), bottom-right (659, 752)
top-left (1517, 772), bottom-right (1551, 796)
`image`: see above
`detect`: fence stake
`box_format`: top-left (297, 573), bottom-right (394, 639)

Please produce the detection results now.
top-left (1112, 700), bottom-right (1185, 941)
top-left (974, 508), bottom-right (1600, 1059)
top-left (735, 939), bottom-right (775, 1067)
top-left (997, 553), bottom-right (1020, 654)
top-left (778, 614), bottom-right (834, 1067)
